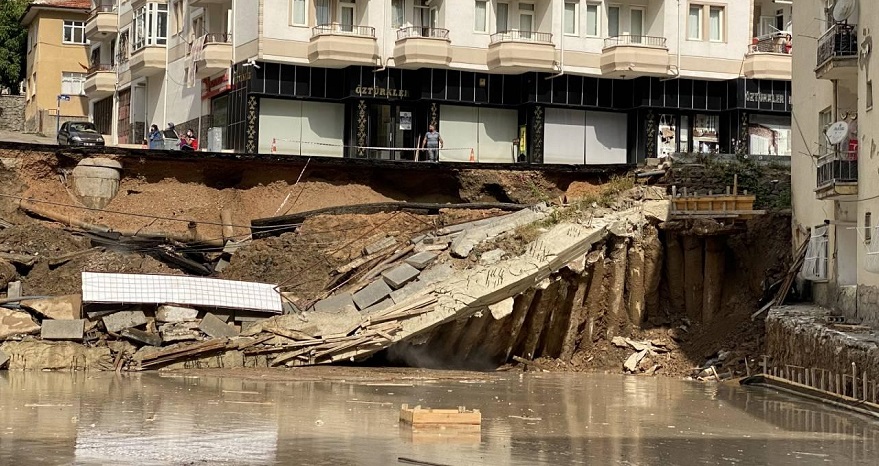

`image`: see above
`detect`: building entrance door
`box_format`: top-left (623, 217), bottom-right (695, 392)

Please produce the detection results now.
top-left (368, 103), bottom-right (417, 160)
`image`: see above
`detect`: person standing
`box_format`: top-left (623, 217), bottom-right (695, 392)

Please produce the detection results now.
top-left (148, 124), bottom-right (162, 150)
top-left (420, 125), bottom-right (443, 162)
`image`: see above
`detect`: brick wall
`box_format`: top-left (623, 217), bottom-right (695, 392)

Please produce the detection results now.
top-left (0, 95), bottom-right (25, 132)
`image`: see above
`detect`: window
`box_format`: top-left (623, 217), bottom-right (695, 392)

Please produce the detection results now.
top-left (28, 24), bottom-right (37, 51)
top-left (496, 3), bottom-right (508, 32)
top-left (688, 6), bottom-right (702, 40)
top-left (475, 0), bottom-right (487, 32)
top-left (630, 7), bottom-right (644, 42)
top-left (709, 6), bottom-right (723, 41)
top-left (585, 4), bottom-right (598, 37)
top-left (607, 6), bottom-right (619, 37)
top-left (133, 3), bottom-right (168, 50)
top-left (339, 0), bottom-right (355, 31)
top-left (564, 1), bottom-right (578, 35)
top-left (316, 0), bottom-right (330, 25)
top-left (818, 108), bottom-right (832, 155)
top-left (63, 20), bottom-right (86, 44)
top-left (61, 72), bottom-right (86, 96)
top-left (292, 0), bottom-right (307, 26)
top-left (803, 224), bottom-right (829, 281)
top-left (173, 0), bottom-right (184, 35)
top-left (519, 3), bottom-right (534, 38)
top-left (392, 0), bottom-right (404, 28)
top-left (866, 212), bottom-right (873, 245)
top-left (473, 0), bottom-right (488, 32)
top-left (117, 29), bottom-right (130, 64)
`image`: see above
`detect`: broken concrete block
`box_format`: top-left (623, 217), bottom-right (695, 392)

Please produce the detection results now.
top-left (7, 281), bottom-right (21, 299)
top-left (390, 280), bottom-right (427, 304)
top-left (364, 236), bottom-right (396, 255)
top-left (418, 263), bottom-right (454, 285)
top-left (232, 311), bottom-right (265, 322)
top-left (40, 319), bottom-right (85, 341)
top-left (479, 249), bottom-right (505, 266)
top-left (414, 243), bottom-right (449, 253)
top-left (0, 348), bottom-right (9, 368)
top-left (156, 305), bottom-right (199, 323)
top-left (361, 298), bottom-right (394, 315)
top-left (214, 257), bottom-right (231, 273)
top-left (102, 310), bottom-right (148, 334)
top-left (381, 263), bottom-right (421, 289)
top-left (353, 279), bottom-right (393, 310)
top-left (21, 295), bottom-right (82, 320)
top-left (450, 205), bottom-right (549, 258)
top-left (404, 251), bottom-right (438, 270)
top-left (489, 297), bottom-right (515, 320)
top-left (313, 292), bottom-right (356, 313)
top-left (211, 310), bottom-right (233, 323)
top-left (410, 234), bottom-right (427, 245)
top-left (199, 312), bottom-right (240, 338)
top-left (121, 328), bottom-right (163, 347)
top-left (0, 308), bottom-right (40, 340)
top-left (160, 322), bottom-right (200, 342)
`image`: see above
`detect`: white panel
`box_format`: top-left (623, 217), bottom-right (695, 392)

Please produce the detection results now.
top-left (477, 108), bottom-right (518, 163)
top-left (439, 105), bottom-right (478, 162)
top-left (301, 101), bottom-right (345, 158)
top-left (258, 98), bottom-right (302, 154)
top-left (584, 111), bottom-right (628, 164)
top-left (81, 272), bottom-right (282, 313)
top-left (545, 108), bottom-right (586, 164)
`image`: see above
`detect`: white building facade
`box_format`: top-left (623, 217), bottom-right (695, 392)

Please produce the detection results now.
top-left (85, 0), bottom-right (792, 164)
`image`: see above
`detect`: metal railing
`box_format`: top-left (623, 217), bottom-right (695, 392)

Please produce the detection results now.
top-left (603, 35), bottom-right (667, 48)
top-left (817, 23), bottom-right (858, 66)
top-left (396, 27), bottom-right (449, 41)
top-left (817, 151), bottom-right (858, 188)
top-left (88, 2), bottom-right (116, 19)
top-left (757, 356), bottom-right (879, 406)
top-left (312, 23), bottom-right (376, 37)
top-left (86, 63), bottom-right (114, 75)
top-left (749, 35), bottom-right (792, 54)
top-left (490, 30), bottom-right (553, 44)
top-left (203, 32), bottom-right (232, 44)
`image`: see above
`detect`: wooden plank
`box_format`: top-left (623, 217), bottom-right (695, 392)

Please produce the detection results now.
top-left (400, 406), bottom-right (482, 426)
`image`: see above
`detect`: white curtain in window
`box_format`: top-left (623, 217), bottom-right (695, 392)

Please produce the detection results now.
top-left (585, 4), bottom-right (597, 36)
top-left (496, 3), bottom-right (508, 32)
top-left (475, 1), bottom-right (487, 32)
top-left (316, 0), bottom-right (330, 25)
top-left (709, 7), bottom-right (722, 41)
top-left (607, 6), bottom-right (619, 37)
top-left (564, 2), bottom-right (576, 35)
top-left (292, 0), bottom-right (307, 25)
top-left (61, 72), bottom-right (85, 96)
top-left (392, 0), bottom-right (404, 28)
top-left (688, 6), bottom-right (701, 39)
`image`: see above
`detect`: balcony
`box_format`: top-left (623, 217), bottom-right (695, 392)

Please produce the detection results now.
top-left (84, 64), bottom-right (116, 98)
top-left (129, 46), bottom-right (166, 78)
top-left (600, 35), bottom-right (669, 78)
top-left (393, 27), bottom-right (451, 69)
top-left (308, 24), bottom-right (379, 68)
top-left (815, 152), bottom-right (858, 200)
top-left (190, 0), bottom-right (230, 5)
top-left (487, 30), bottom-right (555, 73)
top-left (84, 3), bottom-right (118, 40)
top-left (815, 24), bottom-right (858, 81)
top-left (743, 35), bottom-right (792, 80)
top-left (193, 33), bottom-right (232, 79)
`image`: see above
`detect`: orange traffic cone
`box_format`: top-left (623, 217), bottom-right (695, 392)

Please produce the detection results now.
top-left (271, 138), bottom-right (277, 154)
top-left (469, 148), bottom-right (475, 162)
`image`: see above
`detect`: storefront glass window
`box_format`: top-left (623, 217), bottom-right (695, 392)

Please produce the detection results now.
top-left (749, 114), bottom-right (791, 156)
top-left (693, 114), bottom-right (719, 153)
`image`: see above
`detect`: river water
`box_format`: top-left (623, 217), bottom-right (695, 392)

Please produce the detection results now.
top-left (0, 370), bottom-right (877, 465)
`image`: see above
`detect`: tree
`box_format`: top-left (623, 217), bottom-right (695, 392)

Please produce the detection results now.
top-left (0, 0), bottom-right (29, 94)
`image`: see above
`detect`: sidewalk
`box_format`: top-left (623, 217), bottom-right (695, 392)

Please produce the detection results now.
top-left (0, 130), bottom-right (55, 145)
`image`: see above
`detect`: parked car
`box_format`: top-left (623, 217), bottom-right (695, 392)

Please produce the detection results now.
top-left (57, 121), bottom-right (105, 147)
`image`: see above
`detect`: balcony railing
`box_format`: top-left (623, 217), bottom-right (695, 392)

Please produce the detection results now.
top-left (88, 2), bottom-right (116, 19)
top-left (87, 63), bottom-right (114, 76)
top-left (396, 26), bottom-right (449, 41)
top-left (203, 32), bottom-right (232, 44)
top-left (490, 30), bottom-right (552, 44)
top-left (817, 151), bottom-right (858, 188)
top-left (749, 34), bottom-right (792, 54)
top-left (817, 24), bottom-right (857, 66)
top-left (603, 35), bottom-right (667, 48)
top-left (312, 23), bottom-right (375, 37)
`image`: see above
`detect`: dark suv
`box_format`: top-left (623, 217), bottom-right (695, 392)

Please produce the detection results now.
top-left (57, 121), bottom-right (105, 147)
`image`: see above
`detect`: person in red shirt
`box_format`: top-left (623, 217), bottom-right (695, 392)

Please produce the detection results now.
top-left (180, 128), bottom-right (198, 151)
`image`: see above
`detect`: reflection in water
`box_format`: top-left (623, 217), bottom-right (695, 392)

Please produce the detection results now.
top-left (1, 371), bottom-right (878, 465)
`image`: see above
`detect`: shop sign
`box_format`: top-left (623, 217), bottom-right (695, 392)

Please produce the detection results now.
top-left (355, 86), bottom-right (410, 98)
top-left (745, 91), bottom-right (786, 105)
top-left (202, 70), bottom-right (232, 100)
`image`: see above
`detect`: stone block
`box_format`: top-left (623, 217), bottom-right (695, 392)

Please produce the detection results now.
top-left (364, 237), bottom-right (396, 255)
top-left (199, 312), bottom-right (240, 338)
top-left (0, 308), bottom-right (40, 340)
top-left (21, 294), bottom-right (82, 320)
top-left (40, 319), bottom-right (85, 340)
top-left (121, 328), bottom-right (163, 347)
top-left (381, 263), bottom-right (421, 289)
top-left (0, 348), bottom-right (8, 368)
top-left (313, 292), bottom-right (357, 313)
top-left (418, 263), bottom-right (454, 285)
top-left (410, 234), bottom-right (427, 245)
top-left (353, 279), bottom-right (393, 310)
top-left (479, 249), bottom-right (505, 266)
top-left (6, 281), bottom-right (21, 299)
top-left (102, 310), bottom-right (148, 333)
top-left (156, 305), bottom-right (199, 323)
top-left (160, 322), bottom-right (200, 343)
top-left (404, 251), bottom-right (438, 270)
top-left (361, 298), bottom-right (394, 316)
top-left (390, 281), bottom-right (427, 304)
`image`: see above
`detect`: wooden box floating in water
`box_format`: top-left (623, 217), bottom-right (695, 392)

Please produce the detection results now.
top-left (399, 404), bottom-right (482, 426)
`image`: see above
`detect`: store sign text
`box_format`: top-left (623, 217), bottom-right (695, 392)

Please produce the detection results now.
top-left (355, 86), bottom-right (410, 98)
top-left (745, 91), bottom-right (786, 105)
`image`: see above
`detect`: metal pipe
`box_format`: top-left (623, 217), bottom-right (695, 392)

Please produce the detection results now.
top-left (545, 0), bottom-right (565, 80)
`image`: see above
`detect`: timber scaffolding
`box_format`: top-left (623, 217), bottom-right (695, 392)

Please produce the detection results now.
top-left (669, 175), bottom-right (765, 221)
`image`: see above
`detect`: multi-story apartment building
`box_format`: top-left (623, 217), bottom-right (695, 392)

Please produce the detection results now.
top-left (792, 0), bottom-right (879, 325)
top-left (85, 0), bottom-right (792, 164)
top-left (21, 0), bottom-right (92, 135)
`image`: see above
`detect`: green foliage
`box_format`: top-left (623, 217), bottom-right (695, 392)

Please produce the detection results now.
top-left (0, 0), bottom-right (29, 94)
top-left (701, 156), bottom-right (792, 211)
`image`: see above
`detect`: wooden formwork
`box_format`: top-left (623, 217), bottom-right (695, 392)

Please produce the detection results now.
top-left (399, 404), bottom-right (482, 426)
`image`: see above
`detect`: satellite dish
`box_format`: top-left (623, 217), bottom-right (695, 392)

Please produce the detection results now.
top-left (826, 121), bottom-right (850, 145)
top-left (833, 0), bottom-right (857, 23)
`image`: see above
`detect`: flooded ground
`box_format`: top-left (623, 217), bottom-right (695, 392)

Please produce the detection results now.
top-left (1, 369), bottom-right (877, 465)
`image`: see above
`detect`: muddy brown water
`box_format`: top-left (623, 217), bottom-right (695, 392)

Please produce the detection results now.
top-left (1, 370), bottom-right (876, 465)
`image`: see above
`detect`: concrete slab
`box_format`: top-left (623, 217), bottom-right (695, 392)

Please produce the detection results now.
top-left (40, 319), bottom-right (85, 340)
top-left (381, 263), bottom-right (421, 289)
top-left (159, 322), bottom-right (200, 342)
top-left (21, 295), bottom-right (82, 320)
top-left (450, 205), bottom-right (550, 258)
top-left (479, 249), bottom-right (505, 266)
top-left (199, 312), bottom-right (240, 338)
top-left (364, 236), bottom-right (396, 255)
top-left (232, 311), bottom-right (266, 322)
top-left (313, 292), bottom-right (357, 313)
top-left (489, 297), bottom-right (515, 320)
top-left (353, 280), bottom-right (393, 310)
top-left (0, 309), bottom-right (40, 340)
top-left (0, 348), bottom-right (8, 368)
top-left (156, 305), bottom-right (199, 323)
top-left (390, 281), bottom-right (427, 304)
top-left (7, 281), bottom-right (21, 299)
top-left (361, 298), bottom-right (394, 315)
top-left (121, 328), bottom-right (163, 347)
top-left (418, 263), bottom-right (454, 284)
top-left (410, 234), bottom-right (427, 245)
top-left (102, 310), bottom-right (148, 334)
top-left (414, 243), bottom-right (449, 253)
top-left (404, 251), bottom-right (438, 270)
